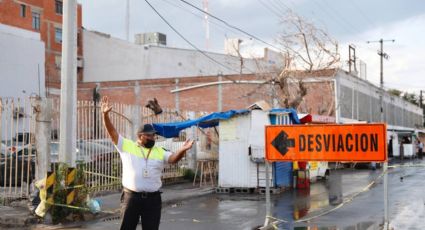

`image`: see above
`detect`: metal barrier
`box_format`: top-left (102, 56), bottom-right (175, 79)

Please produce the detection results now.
top-left (0, 97), bottom-right (36, 201)
top-left (0, 97), bottom-right (209, 199)
top-left (52, 100), bottom-right (207, 194)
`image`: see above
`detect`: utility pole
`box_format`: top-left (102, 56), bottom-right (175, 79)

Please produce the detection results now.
top-left (125, 0), bottom-right (130, 41)
top-left (419, 90), bottom-right (425, 126)
top-left (59, 0), bottom-right (78, 167)
top-left (367, 38), bottom-right (395, 230)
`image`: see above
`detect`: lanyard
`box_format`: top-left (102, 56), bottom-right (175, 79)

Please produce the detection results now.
top-left (141, 147), bottom-right (152, 167)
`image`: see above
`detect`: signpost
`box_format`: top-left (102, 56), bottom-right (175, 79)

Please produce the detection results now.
top-left (262, 123), bottom-right (387, 229)
top-left (266, 123), bottom-right (387, 162)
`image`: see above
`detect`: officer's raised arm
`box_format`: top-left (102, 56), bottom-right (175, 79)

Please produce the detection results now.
top-left (168, 139), bottom-right (194, 164)
top-left (101, 96), bottom-right (119, 145)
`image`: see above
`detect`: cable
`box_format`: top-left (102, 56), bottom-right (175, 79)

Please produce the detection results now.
top-left (257, 0), bottom-right (284, 19)
top-left (347, 0), bottom-right (378, 28)
top-left (274, 0), bottom-right (292, 11)
top-left (161, 0), bottom-right (230, 35)
top-left (179, 0), bottom-right (283, 53)
top-left (143, 0), bottom-right (254, 75)
top-left (321, 0), bottom-right (364, 35)
top-left (269, 0), bottom-right (291, 14)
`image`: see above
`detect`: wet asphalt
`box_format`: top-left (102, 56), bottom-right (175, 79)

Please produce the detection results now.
top-left (80, 158), bottom-right (425, 230)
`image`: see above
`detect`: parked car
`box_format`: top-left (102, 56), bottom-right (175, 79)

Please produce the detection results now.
top-left (50, 140), bottom-right (116, 164)
top-left (0, 142), bottom-right (36, 186)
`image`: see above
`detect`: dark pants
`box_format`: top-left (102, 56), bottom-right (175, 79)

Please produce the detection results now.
top-left (120, 189), bottom-right (162, 230)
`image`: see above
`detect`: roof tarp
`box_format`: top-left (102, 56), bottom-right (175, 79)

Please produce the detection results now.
top-left (153, 109), bottom-right (249, 138)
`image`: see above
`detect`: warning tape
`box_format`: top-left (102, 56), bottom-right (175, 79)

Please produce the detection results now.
top-left (84, 171), bottom-right (121, 180)
top-left (45, 201), bottom-right (118, 214)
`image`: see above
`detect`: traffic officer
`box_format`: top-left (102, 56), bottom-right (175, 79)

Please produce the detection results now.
top-left (101, 96), bottom-right (194, 230)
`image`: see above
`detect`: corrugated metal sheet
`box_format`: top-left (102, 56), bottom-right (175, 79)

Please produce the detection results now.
top-left (273, 162), bottom-right (293, 187)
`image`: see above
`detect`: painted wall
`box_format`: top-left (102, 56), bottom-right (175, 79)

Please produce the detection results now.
top-left (83, 30), bottom-right (278, 82)
top-left (0, 23), bottom-right (45, 98)
top-left (337, 70), bottom-right (423, 128)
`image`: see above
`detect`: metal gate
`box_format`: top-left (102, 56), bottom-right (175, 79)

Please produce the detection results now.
top-left (51, 100), bottom-right (206, 194)
top-left (49, 99), bottom-right (133, 194)
top-left (0, 96), bottom-right (210, 200)
top-left (0, 97), bottom-right (36, 201)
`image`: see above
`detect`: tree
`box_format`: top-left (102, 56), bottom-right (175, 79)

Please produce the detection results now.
top-left (402, 92), bottom-right (419, 106)
top-left (387, 89), bottom-right (402, 97)
top-left (249, 10), bottom-right (340, 111)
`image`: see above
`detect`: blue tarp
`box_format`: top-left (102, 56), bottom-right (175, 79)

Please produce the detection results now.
top-left (153, 108), bottom-right (300, 138)
top-left (153, 109), bottom-right (249, 138)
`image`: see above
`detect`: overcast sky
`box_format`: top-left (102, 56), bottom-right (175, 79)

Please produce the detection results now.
top-left (77, 0), bottom-right (425, 94)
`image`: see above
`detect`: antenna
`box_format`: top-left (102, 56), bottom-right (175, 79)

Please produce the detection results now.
top-left (203, 0), bottom-right (209, 50)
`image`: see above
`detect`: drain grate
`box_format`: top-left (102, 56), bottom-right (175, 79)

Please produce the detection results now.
top-left (102, 215), bottom-right (120, 222)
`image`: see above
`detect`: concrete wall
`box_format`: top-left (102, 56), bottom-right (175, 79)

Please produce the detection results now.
top-left (83, 30), bottom-right (278, 82)
top-left (336, 70), bottom-right (423, 128)
top-left (0, 23), bottom-right (45, 98)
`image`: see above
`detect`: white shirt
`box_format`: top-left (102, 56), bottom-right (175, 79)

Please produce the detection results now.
top-left (115, 135), bottom-right (172, 192)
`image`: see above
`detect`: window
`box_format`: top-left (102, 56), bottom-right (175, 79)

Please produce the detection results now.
top-left (32, 12), bottom-right (40, 31)
top-left (55, 28), bottom-right (62, 43)
top-left (54, 55), bottom-right (61, 69)
top-left (20, 4), bottom-right (26, 17)
top-left (55, 0), bottom-right (63, 15)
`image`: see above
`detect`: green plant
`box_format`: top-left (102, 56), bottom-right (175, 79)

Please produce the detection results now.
top-left (183, 168), bottom-right (195, 181)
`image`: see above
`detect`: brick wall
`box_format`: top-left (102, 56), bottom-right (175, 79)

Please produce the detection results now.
top-left (77, 72), bottom-right (336, 115)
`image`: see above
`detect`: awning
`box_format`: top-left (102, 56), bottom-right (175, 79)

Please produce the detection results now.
top-left (153, 109), bottom-right (249, 138)
top-left (153, 108), bottom-right (301, 138)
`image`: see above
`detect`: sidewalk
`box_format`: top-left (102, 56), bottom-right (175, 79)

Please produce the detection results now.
top-left (0, 182), bottom-right (213, 229)
top-left (30, 182), bottom-right (214, 229)
top-left (97, 182), bottom-right (214, 216)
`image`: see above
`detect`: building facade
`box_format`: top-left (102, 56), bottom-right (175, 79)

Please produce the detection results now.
top-left (0, 0), bottom-right (83, 95)
top-left (0, 23), bottom-right (45, 98)
top-left (78, 29), bottom-right (423, 131)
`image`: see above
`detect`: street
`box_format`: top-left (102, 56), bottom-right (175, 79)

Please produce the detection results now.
top-left (72, 159), bottom-right (425, 230)
top-left (1, 0), bottom-right (425, 229)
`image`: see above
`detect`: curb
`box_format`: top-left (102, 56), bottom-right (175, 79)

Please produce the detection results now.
top-left (32, 187), bottom-right (215, 228)
top-left (0, 206), bottom-right (38, 228)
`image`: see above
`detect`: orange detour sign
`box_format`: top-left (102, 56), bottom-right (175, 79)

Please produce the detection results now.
top-left (265, 123), bottom-right (387, 162)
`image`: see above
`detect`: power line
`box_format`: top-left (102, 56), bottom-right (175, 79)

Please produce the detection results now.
top-left (161, 0), bottom-right (229, 35)
top-left (310, 0), bottom-right (358, 37)
top-left (257, 0), bottom-right (284, 19)
top-left (274, 0), bottom-right (292, 11)
top-left (178, 0), bottom-right (282, 53)
top-left (347, 0), bottom-right (377, 28)
top-left (321, 0), bottom-right (364, 35)
top-left (266, 0), bottom-right (289, 15)
top-left (143, 0), bottom-right (254, 75)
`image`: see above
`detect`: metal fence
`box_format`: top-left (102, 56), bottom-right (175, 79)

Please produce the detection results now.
top-left (0, 97), bottom-right (210, 200)
top-left (51, 100), bottom-right (207, 194)
top-left (0, 97), bottom-right (36, 200)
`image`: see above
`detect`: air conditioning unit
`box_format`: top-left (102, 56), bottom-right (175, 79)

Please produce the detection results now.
top-left (135, 32), bottom-right (166, 46)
